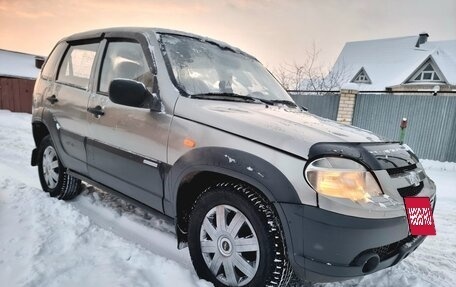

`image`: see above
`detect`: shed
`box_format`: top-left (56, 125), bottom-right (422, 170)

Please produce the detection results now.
top-left (0, 49), bottom-right (42, 113)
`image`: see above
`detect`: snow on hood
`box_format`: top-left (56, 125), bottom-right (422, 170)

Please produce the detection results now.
top-left (175, 97), bottom-right (386, 159)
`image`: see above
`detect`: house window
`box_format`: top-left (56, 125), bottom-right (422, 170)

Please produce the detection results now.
top-left (351, 68), bottom-right (371, 84)
top-left (408, 60), bottom-right (443, 83)
top-left (356, 73), bottom-right (368, 82)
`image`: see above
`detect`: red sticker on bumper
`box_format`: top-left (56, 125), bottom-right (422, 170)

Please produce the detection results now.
top-left (404, 197), bottom-right (436, 236)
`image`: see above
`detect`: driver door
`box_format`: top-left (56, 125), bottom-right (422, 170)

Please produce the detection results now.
top-left (86, 38), bottom-right (171, 211)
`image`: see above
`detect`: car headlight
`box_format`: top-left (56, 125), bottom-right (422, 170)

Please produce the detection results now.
top-left (305, 157), bottom-right (382, 202)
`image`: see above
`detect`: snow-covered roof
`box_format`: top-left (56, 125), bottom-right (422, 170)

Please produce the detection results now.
top-left (0, 49), bottom-right (42, 79)
top-left (331, 35), bottom-right (456, 91)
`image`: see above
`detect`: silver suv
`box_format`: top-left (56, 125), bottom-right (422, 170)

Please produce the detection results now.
top-left (31, 28), bottom-right (436, 287)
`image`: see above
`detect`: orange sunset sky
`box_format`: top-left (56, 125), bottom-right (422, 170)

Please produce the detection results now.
top-left (1, 0), bottom-right (455, 69)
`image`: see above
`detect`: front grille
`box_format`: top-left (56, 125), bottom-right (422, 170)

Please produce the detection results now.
top-left (386, 164), bottom-right (417, 176)
top-left (372, 235), bottom-right (416, 260)
top-left (397, 182), bottom-right (424, 197)
top-left (353, 235), bottom-right (417, 264)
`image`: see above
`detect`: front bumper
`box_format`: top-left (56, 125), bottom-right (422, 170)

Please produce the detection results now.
top-left (276, 203), bottom-right (427, 283)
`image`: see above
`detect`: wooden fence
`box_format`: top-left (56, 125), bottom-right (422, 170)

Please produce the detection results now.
top-left (0, 77), bottom-right (35, 113)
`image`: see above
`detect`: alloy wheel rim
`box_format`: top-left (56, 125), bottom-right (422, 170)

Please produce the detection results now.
top-left (200, 205), bottom-right (260, 286)
top-left (42, 146), bottom-right (59, 189)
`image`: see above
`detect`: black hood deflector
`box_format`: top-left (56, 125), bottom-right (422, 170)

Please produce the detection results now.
top-left (308, 142), bottom-right (419, 171)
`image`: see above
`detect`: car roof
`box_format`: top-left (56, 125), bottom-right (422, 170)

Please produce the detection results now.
top-left (62, 27), bottom-right (256, 59)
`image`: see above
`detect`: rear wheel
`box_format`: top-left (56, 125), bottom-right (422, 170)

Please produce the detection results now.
top-left (188, 182), bottom-right (292, 287)
top-left (37, 135), bottom-right (82, 200)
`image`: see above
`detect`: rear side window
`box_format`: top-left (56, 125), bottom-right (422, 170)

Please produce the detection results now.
top-left (98, 41), bottom-right (152, 94)
top-left (57, 43), bottom-right (99, 89)
top-left (41, 42), bottom-right (67, 80)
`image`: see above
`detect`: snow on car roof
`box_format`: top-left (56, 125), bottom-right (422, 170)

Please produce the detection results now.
top-left (0, 49), bottom-right (41, 79)
top-left (63, 27), bottom-right (256, 60)
top-left (331, 35), bottom-right (456, 90)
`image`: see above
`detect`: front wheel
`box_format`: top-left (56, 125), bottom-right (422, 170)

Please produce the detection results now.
top-left (37, 135), bottom-right (82, 200)
top-left (188, 182), bottom-right (292, 287)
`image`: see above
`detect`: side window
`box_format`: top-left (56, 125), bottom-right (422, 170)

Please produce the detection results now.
top-left (57, 43), bottom-right (98, 89)
top-left (41, 42), bottom-right (67, 80)
top-left (99, 41), bottom-right (152, 94)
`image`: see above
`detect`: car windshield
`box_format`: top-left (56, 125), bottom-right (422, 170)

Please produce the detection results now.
top-left (159, 34), bottom-right (294, 102)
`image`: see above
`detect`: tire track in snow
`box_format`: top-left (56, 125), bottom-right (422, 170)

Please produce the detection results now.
top-left (0, 157), bottom-right (193, 270)
top-left (70, 186), bottom-right (194, 269)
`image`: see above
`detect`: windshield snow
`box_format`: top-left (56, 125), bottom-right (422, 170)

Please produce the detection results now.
top-left (159, 34), bottom-right (293, 101)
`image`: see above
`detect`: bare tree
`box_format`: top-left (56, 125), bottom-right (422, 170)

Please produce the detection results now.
top-left (272, 63), bottom-right (293, 91)
top-left (272, 43), bottom-right (349, 95)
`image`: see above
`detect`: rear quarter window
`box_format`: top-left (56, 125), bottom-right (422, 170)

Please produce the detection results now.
top-left (57, 43), bottom-right (99, 89)
top-left (41, 42), bottom-right (67, 80)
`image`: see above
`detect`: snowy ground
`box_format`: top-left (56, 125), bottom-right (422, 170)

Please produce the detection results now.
top-left (0, 109), bottom-right (455, 287)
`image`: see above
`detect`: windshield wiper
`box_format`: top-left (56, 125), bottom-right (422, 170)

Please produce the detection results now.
top-left (190, 93), bottom-right (299, 108)
top-left (269, 100), bottom-right (298, 108)
top-left (191, 93), bottom-right (274, 105)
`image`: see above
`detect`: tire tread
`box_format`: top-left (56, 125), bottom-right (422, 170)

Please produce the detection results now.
top-left (38, 135), bottom-right (82, 200)
top-left (189, 181), bottom-right (293, 287)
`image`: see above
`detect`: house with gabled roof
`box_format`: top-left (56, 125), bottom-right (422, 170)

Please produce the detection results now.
top-left (331, 33), bottom-right (456, 93)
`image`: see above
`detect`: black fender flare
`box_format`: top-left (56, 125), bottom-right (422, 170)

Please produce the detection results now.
top-left (163, 147), bottom-right (301, 218)
top-left (39, 109), bottom-right (65, 161)
top-left (34, 109), bottom-right (88, 175)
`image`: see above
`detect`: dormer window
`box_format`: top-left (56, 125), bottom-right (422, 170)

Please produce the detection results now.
top-left (355, 73), bottom-right (368, 82)
top-left (407, 59), bottom-right (444, 83)
top-left (351, 68), bottom-right (371, 84)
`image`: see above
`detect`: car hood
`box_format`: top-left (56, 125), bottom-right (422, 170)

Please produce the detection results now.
top-left (174, 98), bottom-right (387, 159)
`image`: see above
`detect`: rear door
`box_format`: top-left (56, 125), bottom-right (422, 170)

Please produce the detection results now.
top-left (48, 41), bottom-right (99, 174)
top-left (86, 35), bottom-right (171, 211)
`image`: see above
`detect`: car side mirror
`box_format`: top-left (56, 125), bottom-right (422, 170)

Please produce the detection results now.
top-left (109, 79), bottom-right (150, 108)
top-left (109, 79), bottom-right (162, 112)
top-left (35, 56), bottom-right (45, 69)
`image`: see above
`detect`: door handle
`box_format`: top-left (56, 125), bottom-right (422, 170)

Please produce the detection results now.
top-left (46, 95), bottom-right (58, 104)
top-left (87, 105), bottom-right (105, 117)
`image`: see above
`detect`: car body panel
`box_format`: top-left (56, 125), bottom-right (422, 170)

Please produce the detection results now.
top-left (173, 96), bottom-right (385, 160)
top-left (166, 115), bottom-right (317, 208)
